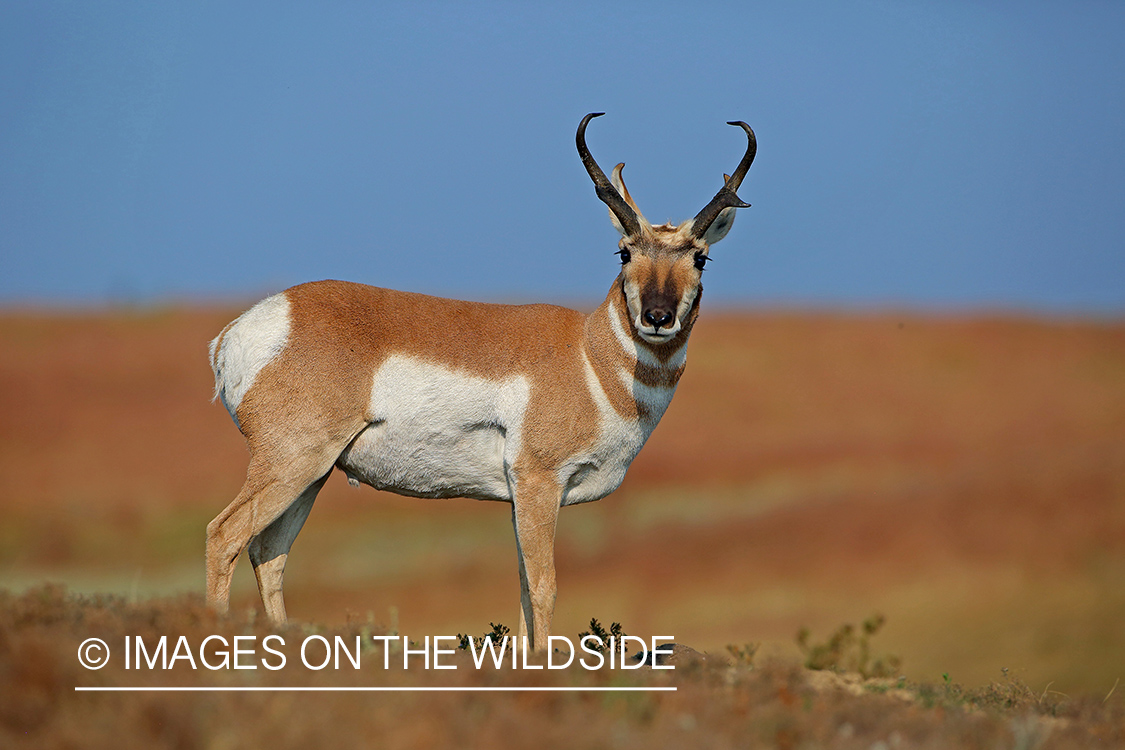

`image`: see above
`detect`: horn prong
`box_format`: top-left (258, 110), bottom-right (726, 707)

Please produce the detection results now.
top-left (691, 121), bottom-right (756, 239)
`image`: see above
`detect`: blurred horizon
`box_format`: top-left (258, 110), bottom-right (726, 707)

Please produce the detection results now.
top-left (2, 2), bottom-right (1124, 314)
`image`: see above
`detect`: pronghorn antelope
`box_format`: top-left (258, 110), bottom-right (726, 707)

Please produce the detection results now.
top-left (207, 113), bottom-right (756, 650)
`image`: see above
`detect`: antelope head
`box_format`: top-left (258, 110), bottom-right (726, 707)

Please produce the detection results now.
top-left (577, 113), bottom-right (756, 345)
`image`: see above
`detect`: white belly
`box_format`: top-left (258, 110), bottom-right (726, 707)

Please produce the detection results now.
top-left (336, 356), bottom-right (530, 501)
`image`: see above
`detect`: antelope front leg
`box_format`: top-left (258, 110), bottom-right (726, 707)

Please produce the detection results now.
top-left (510, 472), bottom-right (561, 652)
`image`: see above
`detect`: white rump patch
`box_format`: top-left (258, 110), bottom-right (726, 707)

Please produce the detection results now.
top-left (209, 293), bottom-right (291, 425)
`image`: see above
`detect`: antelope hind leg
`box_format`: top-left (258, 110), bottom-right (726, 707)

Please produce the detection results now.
top-left (206, 451), bottom-right (337, 618)
top-left (248, 472), bottom-right (328, 624)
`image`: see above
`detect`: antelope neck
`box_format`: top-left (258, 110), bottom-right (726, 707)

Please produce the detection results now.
top-left (580, 280), bottom-right (692, 423)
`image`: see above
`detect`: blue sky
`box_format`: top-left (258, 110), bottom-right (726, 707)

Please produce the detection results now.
top-left (2, 2), bottom-right (1123, 312)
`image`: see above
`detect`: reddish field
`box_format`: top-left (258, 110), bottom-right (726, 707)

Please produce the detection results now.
top-left (1, 304), bottom-right (1123, 737)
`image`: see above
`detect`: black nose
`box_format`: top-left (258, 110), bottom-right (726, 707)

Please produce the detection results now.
top-left (642, 309), bottom-right (674, 329)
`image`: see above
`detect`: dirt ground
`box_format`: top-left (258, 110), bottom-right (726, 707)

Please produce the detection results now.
top-left (2, 586), bottom-right (1123, 749)
top-left (1, 304), bottom-right (1123, 744)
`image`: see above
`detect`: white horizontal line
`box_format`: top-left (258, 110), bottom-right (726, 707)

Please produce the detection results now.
top-left (75, 686), bottom-right (676, 693)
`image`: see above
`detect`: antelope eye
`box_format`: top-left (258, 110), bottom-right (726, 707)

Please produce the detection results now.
top-left (693, 252), bottom-right (708, 271)
top-left (617, 249), bottom-right (631, 264)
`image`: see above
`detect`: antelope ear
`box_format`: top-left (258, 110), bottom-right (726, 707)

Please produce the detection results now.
top-left (699, 173), bottom-right (736, 244)
top-left (610, 164), bottom-right (643, 215)
top-left (607, 163), bottom-right (650, 237)
top-left (606, 206), bottom-right (628, 237)
top-left (702, 207), bottom-right (736, 244)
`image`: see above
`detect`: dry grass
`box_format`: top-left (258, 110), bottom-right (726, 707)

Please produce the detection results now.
top-left (2, 586), bottom-right (1123, 749)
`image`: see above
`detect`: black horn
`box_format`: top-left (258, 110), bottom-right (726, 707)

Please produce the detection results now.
top-left (576, 113), bottom-right (642, 238)
top-left (690, 121), bottom-right (756, 239)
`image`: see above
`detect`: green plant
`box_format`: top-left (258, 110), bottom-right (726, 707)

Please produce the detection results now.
top-left (796, 613), bottom-right (901, 678)
top-left (966, 672), bottom-right (1068, 716)
top-left (725, 642), bottom-right (759, 666)
top-left (578, 618), bottom-right (627, 653)
top-left (456, 622), bottom-right (511, 651)
top-left (915, 669), bottom-right (1069, 717)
